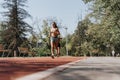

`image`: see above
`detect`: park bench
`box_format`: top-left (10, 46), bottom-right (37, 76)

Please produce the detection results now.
top-left (18, 47), bottom-right (35, 57)
top-left (0, 44), bottom-right (11, 57)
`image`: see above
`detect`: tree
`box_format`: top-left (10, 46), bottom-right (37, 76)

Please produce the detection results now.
top-left (82, 0), bottom-right (120, 56)
top-left (1, 0), bottom-right (32, 56)
top-left (42, 20), bottom-right (50, 43)
top-left (71, 18), bottom-right (91, 56)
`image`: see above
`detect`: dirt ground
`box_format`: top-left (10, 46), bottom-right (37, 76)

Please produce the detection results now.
top-left (0, 56), bottom-right (84, 80)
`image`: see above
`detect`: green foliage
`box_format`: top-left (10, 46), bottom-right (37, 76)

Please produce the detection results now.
top-left (68, 0), bottom-right (120, 56)
top-left (70, 19), bottom-right (91, 56)
top-left (1, 0), bottom-right (32, 55)
top-left (79, 0), bottom-right (120, 56)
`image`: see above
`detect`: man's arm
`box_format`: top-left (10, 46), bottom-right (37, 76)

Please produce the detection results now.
top-left (56, 28), bottom-right (60, 35)
top-left (49, 28), bottom-right (52, 37)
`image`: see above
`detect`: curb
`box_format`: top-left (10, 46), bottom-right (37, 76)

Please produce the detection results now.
top-left (15, 59), bottom-right (81, 80)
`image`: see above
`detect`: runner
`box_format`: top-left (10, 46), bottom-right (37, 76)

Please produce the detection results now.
top-left (50, 22), bottom-right (60, 58)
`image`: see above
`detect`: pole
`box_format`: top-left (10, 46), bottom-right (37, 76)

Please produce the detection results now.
top-left (64, 27), bottom-right (68, 56)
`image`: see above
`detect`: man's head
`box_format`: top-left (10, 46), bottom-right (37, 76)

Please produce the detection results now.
top-left (52, 22), bottom-right (57, 28)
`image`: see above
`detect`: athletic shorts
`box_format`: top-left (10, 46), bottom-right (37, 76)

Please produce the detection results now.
top-left (51, 37), bottom-right (58, 43)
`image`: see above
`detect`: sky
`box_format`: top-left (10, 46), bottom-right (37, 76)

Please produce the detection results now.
top-left (0, 0), bottom-right (89, 37)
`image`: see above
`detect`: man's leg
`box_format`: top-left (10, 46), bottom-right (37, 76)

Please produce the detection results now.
top-left (55, 41), bottom-right (60, 57)
top-left (51, 41), bottom-right (55, 59)
top-left (57, 43), bottom-right (60, 57)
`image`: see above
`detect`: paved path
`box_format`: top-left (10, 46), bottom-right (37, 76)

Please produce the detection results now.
top-left (42, 57), bottom-right (120, 80)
